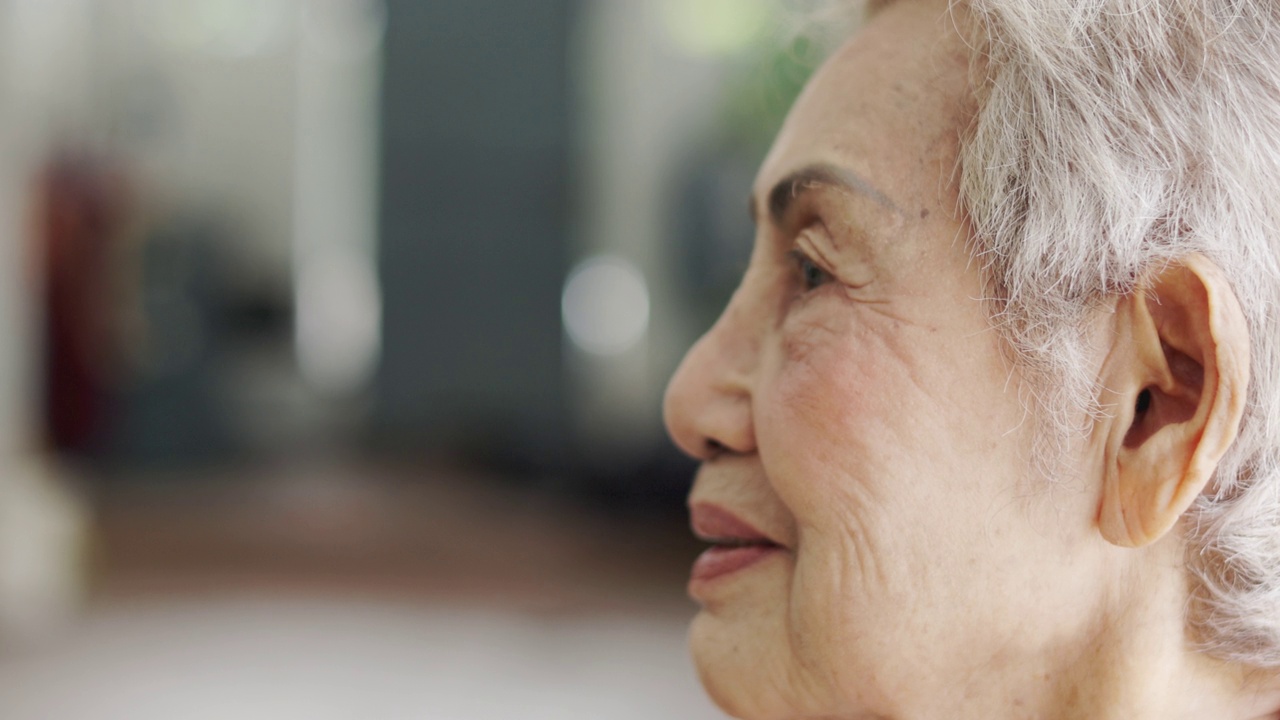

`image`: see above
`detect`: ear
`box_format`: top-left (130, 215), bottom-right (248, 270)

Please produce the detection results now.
top-left (1098, 254), bottom-right (1250, 548)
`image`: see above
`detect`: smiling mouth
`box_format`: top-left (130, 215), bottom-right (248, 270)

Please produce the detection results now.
top-left (688, 504), bottom-right (785, 590)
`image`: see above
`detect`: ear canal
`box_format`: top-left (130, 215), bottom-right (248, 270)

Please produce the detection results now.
top-left (1135, 389), bottom-right (1152, 414)
top-left (1122, 388), bottom-right (1154, 449)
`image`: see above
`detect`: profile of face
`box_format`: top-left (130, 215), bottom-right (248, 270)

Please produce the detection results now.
top-left (662, 1), bottom-right (1119, 717)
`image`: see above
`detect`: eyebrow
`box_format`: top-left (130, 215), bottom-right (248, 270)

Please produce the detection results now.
top-left (752, 163), bottom-right (901, 226)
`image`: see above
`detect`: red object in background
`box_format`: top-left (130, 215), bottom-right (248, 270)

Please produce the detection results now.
top-left (38, 151), bottom-right (130, 454)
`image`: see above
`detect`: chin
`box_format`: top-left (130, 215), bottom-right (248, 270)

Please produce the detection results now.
top-left (689, 608), bottom-right (800, 720)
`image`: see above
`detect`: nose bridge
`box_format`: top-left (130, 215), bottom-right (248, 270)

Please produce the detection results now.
top-left (663, 274), bottom-right (764, 459)
top-left (703, 281), bottom-right (764, 380)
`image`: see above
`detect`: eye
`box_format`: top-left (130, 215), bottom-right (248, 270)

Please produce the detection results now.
top-left (789, 250), bottom-right (833, 292)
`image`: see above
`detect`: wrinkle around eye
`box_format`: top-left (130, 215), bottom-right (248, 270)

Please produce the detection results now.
top-left (840, 293), bottom-right (915, 326)
top-left (839, 294), bottom-right (931, 330)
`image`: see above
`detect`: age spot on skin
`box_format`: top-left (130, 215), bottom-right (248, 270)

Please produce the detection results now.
top-left (919, 208), bottom-right (930, 219)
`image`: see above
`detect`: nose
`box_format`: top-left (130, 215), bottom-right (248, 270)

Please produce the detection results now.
top-left (662, 291), bottom-right (759, 461)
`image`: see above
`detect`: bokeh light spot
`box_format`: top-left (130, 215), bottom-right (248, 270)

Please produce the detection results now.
top-left (562, 256), bottom-right (650, 357)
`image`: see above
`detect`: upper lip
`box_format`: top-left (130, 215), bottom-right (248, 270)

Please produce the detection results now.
top-left (690, 503), bottom-right (782, 547)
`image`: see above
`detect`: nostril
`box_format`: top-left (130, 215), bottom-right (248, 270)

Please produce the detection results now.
top-left (705, 439), bottom-right (727, 459)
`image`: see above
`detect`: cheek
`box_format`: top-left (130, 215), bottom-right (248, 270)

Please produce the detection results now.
top-left (758, 314), bottom-right (1030, 633)
top-left (767, 314), bottom-right (941, 503)
top-left (767, 301), bottom-right (1028, 498)
top-left (762, 317), bottom-right (947, 646)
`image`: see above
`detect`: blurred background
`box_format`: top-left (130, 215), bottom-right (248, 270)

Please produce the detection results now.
top-left (0, 0), bottom-right (831, 716)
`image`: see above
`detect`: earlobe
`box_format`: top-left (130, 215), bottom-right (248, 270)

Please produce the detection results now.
top-left (1098, 254), bottom-right (1250, 548)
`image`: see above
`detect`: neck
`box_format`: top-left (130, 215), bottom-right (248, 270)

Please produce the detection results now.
top-left (902, 537), bottom-right (1280, 720)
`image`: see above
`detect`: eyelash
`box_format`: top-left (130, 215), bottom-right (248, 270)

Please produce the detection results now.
top-left (787, 249), bottom-right (833, 292)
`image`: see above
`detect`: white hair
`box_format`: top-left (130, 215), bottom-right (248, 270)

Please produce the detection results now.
top-left (800, 0), bottom-right (1280, 665)
top-left (955, 0), bottom-right (1280, 666)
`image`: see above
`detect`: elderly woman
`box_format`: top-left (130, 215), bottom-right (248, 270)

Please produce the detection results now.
top-left (662, 0), bottom-right (1280, 717)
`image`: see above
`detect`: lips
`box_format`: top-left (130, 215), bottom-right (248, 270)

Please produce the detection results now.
top-left (689, 504), bottom-right (784, 589)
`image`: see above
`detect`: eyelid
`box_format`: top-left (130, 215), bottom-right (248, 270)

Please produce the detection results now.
top-left (786, 247), bottom-right (834, 295)
top-left (793, 222), bottom-right (874, 290)
top-left (785, 247), bottom-right (823, 271)
top-left (794, 225), bottom-right (837, 272)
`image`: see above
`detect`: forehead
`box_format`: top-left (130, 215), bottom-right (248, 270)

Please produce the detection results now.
top-left (754, 0), bottom-right (971, 213)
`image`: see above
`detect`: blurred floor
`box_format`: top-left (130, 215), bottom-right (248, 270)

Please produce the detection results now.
top-left (0, 461), bottom-right (727, 719)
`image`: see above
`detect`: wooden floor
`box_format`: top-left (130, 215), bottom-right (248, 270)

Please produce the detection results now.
top-left (0, 460), bottom-right (727, 719)
top-left (90, 459), bottom-right (701, 612)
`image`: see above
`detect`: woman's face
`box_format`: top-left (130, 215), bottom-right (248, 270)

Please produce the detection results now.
top-left (664, 1), bottom-right (1106, 717)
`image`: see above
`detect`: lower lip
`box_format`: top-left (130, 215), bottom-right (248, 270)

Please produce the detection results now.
top-left (689, 545), bottom-right (782, 586)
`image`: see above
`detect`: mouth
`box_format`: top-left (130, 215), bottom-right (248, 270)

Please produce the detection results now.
top-left (688, 504), bottom-right (785, 590)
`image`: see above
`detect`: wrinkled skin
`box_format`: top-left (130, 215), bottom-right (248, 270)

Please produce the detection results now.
top-left (663, 1), bottom-right (1280, 718)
